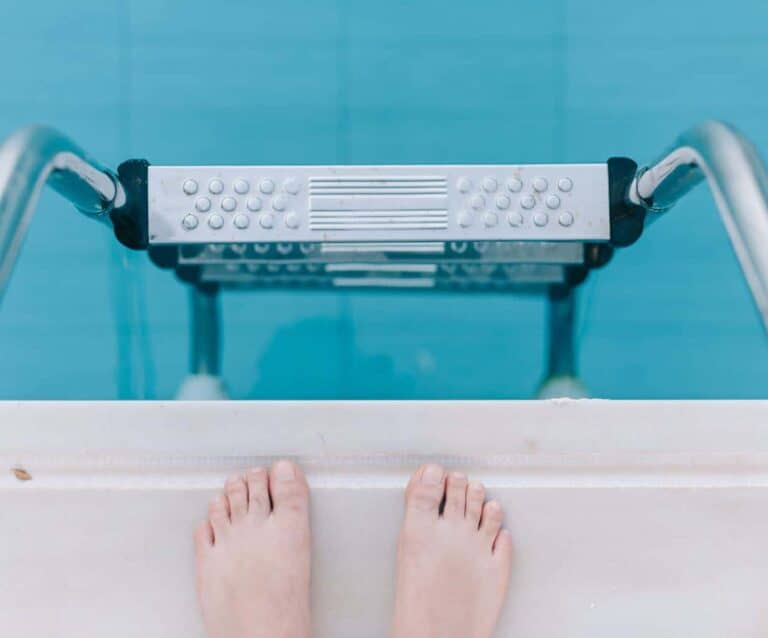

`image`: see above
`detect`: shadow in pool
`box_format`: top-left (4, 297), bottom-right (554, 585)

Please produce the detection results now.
top-left (247, 316), bottom-right (415, 399)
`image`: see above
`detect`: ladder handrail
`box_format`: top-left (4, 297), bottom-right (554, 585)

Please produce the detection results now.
top-left (629, 120), bottom-right (768, 331)
top-left (0, 125), bottom-right (124, 303)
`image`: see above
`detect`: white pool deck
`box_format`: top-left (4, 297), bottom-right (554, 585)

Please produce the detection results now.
top-left (2, 400), bottom-right (768, 637)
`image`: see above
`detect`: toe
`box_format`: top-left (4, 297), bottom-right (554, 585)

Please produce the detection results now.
top-left (208, 494), bottom-right (230, 541)
top-left (466, 481), bottom-right (485, 527)
top-left (493, 528), bottom-right (514, 564)
top-left (246, 467), bottom-right (270, 520)
top-left (480, 500), bottom-right (503, 545)
top-left (194, 520), bottom-right (214, 554)
top-left (268, 460), bottom-right (309, 516)
top-left (225, 474), bottom-right (249, 523)
top-left (404, 464), bottom-right (446, 517)
top-left (443, 471), bottom-right (468, 520)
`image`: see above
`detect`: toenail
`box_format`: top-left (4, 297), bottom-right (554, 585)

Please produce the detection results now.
top-left (248, 467), bottom-right (266, 477)
top-left (422, 464), bottom-right (444, 485)
top-left (273, 460), bottom-right (296, 481)
top-left (450, 472), bottom-right (467, 482)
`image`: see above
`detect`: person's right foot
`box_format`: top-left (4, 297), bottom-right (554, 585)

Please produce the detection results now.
top-left (194, 460), bottom-right (311, 638)
top-left (390, 464), bottom-right (512, 638)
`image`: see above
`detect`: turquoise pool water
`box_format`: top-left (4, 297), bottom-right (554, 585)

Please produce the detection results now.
top-left (1, 0), bottom-right (766, 399)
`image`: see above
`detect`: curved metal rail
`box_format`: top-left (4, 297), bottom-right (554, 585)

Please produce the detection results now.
top-left (628, 120), bottom-right (768, 330)
top-left (0, 125), bottom-right (125, 303)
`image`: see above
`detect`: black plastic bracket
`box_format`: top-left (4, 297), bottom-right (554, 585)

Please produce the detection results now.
top-left (111, 159), bottom-right (151, 250)
top-left (111, 158), bottom-right (183, 274)
top-left (607, 156), bottom-right (647, 247)
top-left (557, 158), bottom-right (647, 290)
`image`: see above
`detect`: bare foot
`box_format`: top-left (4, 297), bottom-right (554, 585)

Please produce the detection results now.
top-left (194, 460), bottom-right (311, 638)
top-left (390, 464), bottom-right (512, 638)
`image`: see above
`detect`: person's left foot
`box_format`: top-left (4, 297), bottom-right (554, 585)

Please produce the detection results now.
top-left (194, 460), bottom-right (312, 638)
top-left (389, 464), bottom-right (513, 638)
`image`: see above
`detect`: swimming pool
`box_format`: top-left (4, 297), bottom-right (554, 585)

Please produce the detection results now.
top-left (1, 0), bottom-right (767, 401)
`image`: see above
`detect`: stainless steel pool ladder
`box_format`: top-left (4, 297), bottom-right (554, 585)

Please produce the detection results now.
top-left (1, 120), bottom-right (767, 399)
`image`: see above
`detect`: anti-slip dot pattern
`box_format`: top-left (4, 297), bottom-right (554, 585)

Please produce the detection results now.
top-left (148, 165), bottom-right (609, 244)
